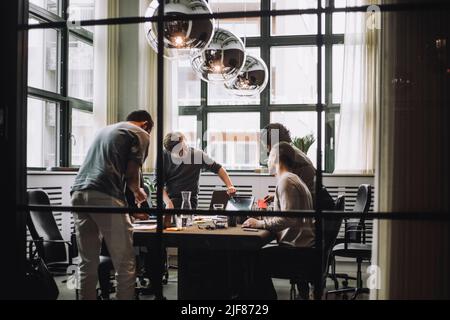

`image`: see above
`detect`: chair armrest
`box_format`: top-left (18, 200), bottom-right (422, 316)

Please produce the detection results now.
top-left (70, 233), bottom-right (78, 263)
top-left (27, 238), bottom-right (73, 265)
top-left (29, 239), bottom-right (72, 244)
top-left (345, 229), bottom-right (363, 233)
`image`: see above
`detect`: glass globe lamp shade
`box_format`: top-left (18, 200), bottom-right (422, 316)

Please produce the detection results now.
top-left (144, 0), bottom-right (215, 60)
top-left (224, 54), bottom-right (268, 96)
top-left (191, 28), bottom-right (246, 83)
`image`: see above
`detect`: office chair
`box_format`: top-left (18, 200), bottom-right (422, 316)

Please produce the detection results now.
top-left (327, 195), bottom-right (346, 290)
top-left (264, 208), bottom-right (343, 300)
top-left (326, 184), bottom-right (372, 300)
top-left (27, 190), bottom-right (114, 300)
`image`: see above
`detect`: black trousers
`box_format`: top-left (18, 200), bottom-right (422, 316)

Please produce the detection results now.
top-left (248, 244), bottom-right (315, 300)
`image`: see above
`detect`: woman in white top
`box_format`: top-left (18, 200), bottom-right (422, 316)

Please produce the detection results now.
top-left (243, 142), bottom-right (315, 247)
top-left (242, 142), bottom-right (315, 299)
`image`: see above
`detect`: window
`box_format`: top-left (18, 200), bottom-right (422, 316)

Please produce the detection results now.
top-left (332, 45), bottom-right (344, 104)
top-left (71, 108), bottom-right (95, 166)
top-left (177, 115), bottom-right (199, 148)
top-left (209, 0), bottom-right (261, 37)
top-left (27, 97), bottom-right (59, 168)
top-left (68, 0), bottom-right (95, 32)
top-left (270, 46), bottom-right (318, 105)
top-left (174, 0), bottom-right (344, 172)
top-left (207, 113), bottom-right (260, 170)
top-left (30, 0), bottom-right (60, 15)
top-left (27, 18), bottom-right (59, 93)
top-left (69, 35), bottom-right (94, 102)
top-left (271, 0), bottom-right (318, 36)
top-left (177, 59), bottom-right (202, 107)
top-left (28, 0), bottom-right (95, 168)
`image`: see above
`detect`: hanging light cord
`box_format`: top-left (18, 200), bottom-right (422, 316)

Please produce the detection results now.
top-left (243, 0), bottom-right (247, 47)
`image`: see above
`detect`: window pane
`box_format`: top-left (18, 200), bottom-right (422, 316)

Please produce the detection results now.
top-left (177, 59), bottom-right (201, 106)
top-left (271, 0), bottom-right (318, 36)
top-left (208, 48), bottom-right (261, 105)
top-left (334, 0), bottom-right (346, 8)
top-left (177, 115), bottom-right (198, 148)
top-left (333, 13), bottom-right (346, 34)
top-left (71, 109), bottom-right (95, 166)
top-left (271, 46), bottom-right (317, 104)
top-left (333, 44), bottom-right (344, 104)
top-left (28, 19), bottom-right (59, 92)
top-left (30, 0), bottom-right (59, 15)
top-left (69, 35), bottom-right (94, 102)
top-left (270, 111), bottom-right (324, 168)
top-left (207, 113), bottom-right (260, 170)
top-left (273, 0), bottom-right (317, 9)
top-left (27, 98), bottom-right (58, 168)
top-left (209, 0), bottom-right (261, 37)
top-left (67, 0), bottom-right (95, 32)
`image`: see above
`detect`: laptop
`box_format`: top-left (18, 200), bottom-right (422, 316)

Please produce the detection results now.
top-left (209, 190), bottom-right (230, 210)
top-left (226, 196), bottom-right (255, 211)
top-left (209, 191), bottom-right (254, 211)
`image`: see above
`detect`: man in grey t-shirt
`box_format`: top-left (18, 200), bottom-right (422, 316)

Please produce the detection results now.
top-left (71, 110), bottom-right (152, 300)
top-left (158, 132), bottom-right (236, 209)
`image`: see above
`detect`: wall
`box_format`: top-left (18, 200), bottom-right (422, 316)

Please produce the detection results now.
top-left (118, 0), bottom-right (140, 121)
top-left (377, 0), bottom-right (450, 299)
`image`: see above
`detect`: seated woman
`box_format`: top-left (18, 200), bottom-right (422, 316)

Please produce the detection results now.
top-left (242, 142), bottom-right (315, 299)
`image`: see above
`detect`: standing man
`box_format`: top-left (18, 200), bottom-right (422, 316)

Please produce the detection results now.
top-left (160, 132), bottom-right (236, 209)
top-left (71, 110), bottom-right (153, 300)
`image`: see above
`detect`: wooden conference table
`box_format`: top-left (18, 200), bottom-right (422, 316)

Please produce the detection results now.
top-left (133, 224), bottom-right (273, 299)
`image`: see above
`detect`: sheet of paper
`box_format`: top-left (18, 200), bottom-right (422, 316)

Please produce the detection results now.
top-left (133, 224), bottom-right (157, 230)
top-left (133, 219), bottom-right (157, 224)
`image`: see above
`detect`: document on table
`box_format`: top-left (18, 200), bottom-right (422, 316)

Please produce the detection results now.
top-left (133, 224), bottom-right (157, 230)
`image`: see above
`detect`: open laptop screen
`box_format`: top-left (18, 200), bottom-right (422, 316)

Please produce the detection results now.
top-left (226, 196), bottom-right (254, 211)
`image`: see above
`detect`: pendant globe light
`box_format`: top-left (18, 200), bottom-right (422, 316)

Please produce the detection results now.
top-left (224, 54), bottom-right (268, 96)
top-left (144, 0), bottom-right (215, 60)
top-left (191, 28), bottom-right (246, 83)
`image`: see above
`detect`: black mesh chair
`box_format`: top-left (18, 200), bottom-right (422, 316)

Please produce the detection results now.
top-left (327, 195), bottom-right (346, 290)
top-left (27, 190), bottom-right (76, 271)
top-left (326, 184), bottom-right (372, 300)
top-left (27, 190), bottom-right (114, 300)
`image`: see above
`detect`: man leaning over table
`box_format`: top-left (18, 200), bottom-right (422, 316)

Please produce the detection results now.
top-left (71, 110), bottom-right (153, 300)
top-left (156, 132), bottom-right (237, 210)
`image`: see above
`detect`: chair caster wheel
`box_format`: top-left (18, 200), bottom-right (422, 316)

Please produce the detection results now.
top-left (342, 280), bottom-right (349, 288)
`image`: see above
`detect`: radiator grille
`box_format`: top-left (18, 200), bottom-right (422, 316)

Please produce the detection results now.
top-left (267, 185), bottom-right (375, 245)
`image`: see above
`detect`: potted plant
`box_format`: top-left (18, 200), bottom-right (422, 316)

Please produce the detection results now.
top-left (292, 134), bottom-right (316, 154)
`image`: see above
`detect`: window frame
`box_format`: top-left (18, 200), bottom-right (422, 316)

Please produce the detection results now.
top-left (27, 0), bottom-right (94, 169)
top-left (177, 0), bottom-right (344, 173)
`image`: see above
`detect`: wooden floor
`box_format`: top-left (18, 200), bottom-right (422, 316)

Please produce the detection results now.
top-left (55, 260), bottom-right (370, 300)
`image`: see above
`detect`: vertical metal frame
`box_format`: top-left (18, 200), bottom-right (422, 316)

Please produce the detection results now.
top-left (155, 0), bottom-right (165, 300)
top-left (1, 0), bottom-right (28, 298)
top-left (314, 0), bottom-right (325, 298)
